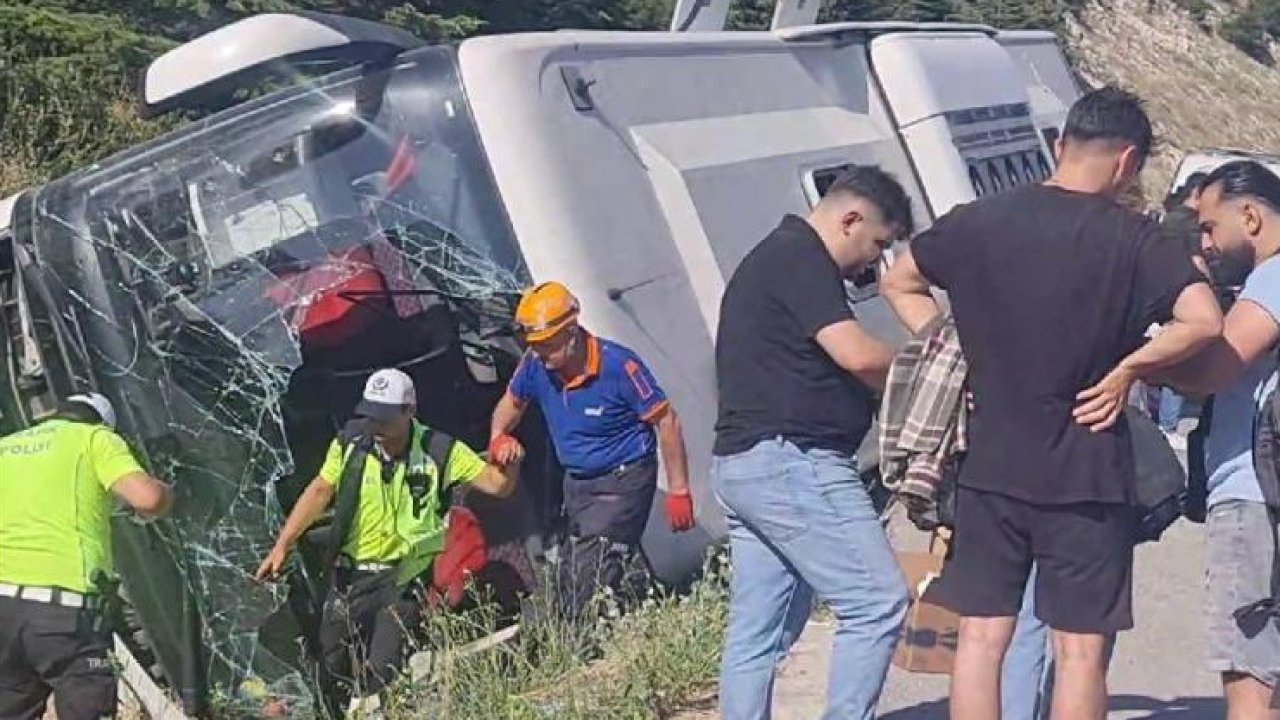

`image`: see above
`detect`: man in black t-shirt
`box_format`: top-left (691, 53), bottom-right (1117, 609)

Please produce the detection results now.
top-left (882, 87), bottom-right (1223, 720)
top-left (713, 166), bottom-right (914, 720)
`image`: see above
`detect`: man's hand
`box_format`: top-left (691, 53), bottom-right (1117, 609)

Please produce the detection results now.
top-left (254, 477), bottom-right (333, 582)
top-left (1073, 364), bottom-right (1137, 433)
top-left (488, 433), bottom-right (525, 467)
top-left (255, 544), bottom-right (290, 582)
top-left (665, 490), bottom-right (695, 532)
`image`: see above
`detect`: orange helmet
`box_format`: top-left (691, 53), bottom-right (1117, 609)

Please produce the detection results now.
top-left (515, 282), bottom-right (580, 342)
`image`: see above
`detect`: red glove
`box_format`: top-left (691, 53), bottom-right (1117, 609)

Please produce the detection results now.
top-left (666, 491), bottom-right (696, 532)
top-left (487, 434), bottom-right (523, 466)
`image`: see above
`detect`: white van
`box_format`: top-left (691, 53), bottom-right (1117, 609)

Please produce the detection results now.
top-left (1168, 147), bottom-right (1280, 198)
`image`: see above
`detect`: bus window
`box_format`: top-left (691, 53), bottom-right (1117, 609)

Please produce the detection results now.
top-left (812, 165), bottom-right (854, 198)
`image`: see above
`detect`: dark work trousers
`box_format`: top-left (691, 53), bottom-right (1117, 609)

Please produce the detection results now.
top-left (552, 458), bottom-right (658, 620)
top-left (318, 568), bottom-right (423, 702)
top-left (0, 596), bottom-right (116, 720)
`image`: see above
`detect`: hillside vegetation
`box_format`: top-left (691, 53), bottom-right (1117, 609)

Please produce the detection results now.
top-left (4, 0), bottom-right (1279, 201)
top-left (0, 0), bottom-right (1070, 198)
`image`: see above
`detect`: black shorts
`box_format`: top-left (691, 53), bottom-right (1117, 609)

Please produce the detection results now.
top-left (932, 486), bottom-right (1136, 634)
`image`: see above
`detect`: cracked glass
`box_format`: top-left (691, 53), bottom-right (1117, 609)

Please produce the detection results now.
top-left (15, 47), bottom-right (530, 716)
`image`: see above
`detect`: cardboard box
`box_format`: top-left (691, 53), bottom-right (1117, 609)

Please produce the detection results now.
top-left (892, 550), bottom-right (959, 674)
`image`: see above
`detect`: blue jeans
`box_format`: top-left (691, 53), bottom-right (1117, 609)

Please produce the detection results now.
top-left (1001, 565), bottom-right (1116, 720)
top-left (1002, 567), bottom-right (1052, 720)
top-left (713, 438), bottom-right (908, 720)
top-left (1158, 386), bottom-right (1185, 433)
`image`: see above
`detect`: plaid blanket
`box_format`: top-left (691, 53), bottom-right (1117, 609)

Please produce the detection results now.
top-left (878, 313), bottom-right (968, 527)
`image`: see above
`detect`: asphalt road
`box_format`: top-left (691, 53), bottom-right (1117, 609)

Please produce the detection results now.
top-left (731, 516), bottom-right (1220, 720)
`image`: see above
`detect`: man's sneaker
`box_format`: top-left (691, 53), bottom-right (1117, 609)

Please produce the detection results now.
top-left (1163, 430), bottom-right (1187, 452)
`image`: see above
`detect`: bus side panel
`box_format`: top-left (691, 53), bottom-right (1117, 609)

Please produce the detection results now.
top-left (460, 33), bottom-right (928, 578)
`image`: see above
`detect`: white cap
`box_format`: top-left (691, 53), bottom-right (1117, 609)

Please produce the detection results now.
top-left (67, 392), bottom-right (118, 430)
top-left (355, 369), bottom-right (415, 421)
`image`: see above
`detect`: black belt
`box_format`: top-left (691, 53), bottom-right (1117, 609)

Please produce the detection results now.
top-left (571, 456), bottom-right (656, 481)
top-left (775, 435), bottom-right (856, 454)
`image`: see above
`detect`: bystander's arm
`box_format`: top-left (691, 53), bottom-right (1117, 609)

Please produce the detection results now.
top-left (488, 391), bottom-right (529, 466)
top-left (1149, 298), bottom-right (1280, 397)
top-left (1075, 282), bottom-right (1224, 431)
top-left (490, 391), bottom-right (527, 442)
top-left (881, 249), bottom-right (943, 334)
top-left (652, 405), bottom-right (691, 496)
top-left (255, 477), bottom-right (334, 580)
top-left (112, 472), bottom-right (173, 518)
top-left (649, 404), bottom-right (696, 531)
top-left (815, 320), bottom-right (896, 392)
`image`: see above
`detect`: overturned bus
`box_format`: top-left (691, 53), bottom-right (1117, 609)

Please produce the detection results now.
top-left (0, 5), bottom-right (1085, 716)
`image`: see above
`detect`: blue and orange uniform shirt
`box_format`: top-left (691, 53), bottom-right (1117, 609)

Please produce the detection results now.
top-left (508, 334), bottom-right (670, 478)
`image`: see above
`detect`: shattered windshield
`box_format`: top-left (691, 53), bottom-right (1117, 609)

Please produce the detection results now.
top-left (18, 46), bottom-right (528, 716)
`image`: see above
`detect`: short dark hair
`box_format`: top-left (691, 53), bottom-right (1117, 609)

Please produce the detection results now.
top-left (822, 165), bottom-right (915, 238)
top-left (1165, 171), bottom-right (1209, 210)
top-left (53, 401), bottom-right (103, 425)
top-left (1062, 86), bottom-right (1154, 164)
top-left (1159, 205), bottom-right (1203, 256)
top-left (1202, 160), bottom-right (1280, 213)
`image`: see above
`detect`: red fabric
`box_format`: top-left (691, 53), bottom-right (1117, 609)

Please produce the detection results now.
top-left (264, 246), bottom-right (386, 349)
top-left (427, 506), bottom-right (488, 609)
top-left (665, 492), bottom-right (696, 532)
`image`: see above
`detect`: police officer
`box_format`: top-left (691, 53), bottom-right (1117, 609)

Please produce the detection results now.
top-left (489, 282), bottom-right (695, 618)
top-left (255, 368), bottom-right (519, 706)
top-left (0, 393), bottom-right (172, 720)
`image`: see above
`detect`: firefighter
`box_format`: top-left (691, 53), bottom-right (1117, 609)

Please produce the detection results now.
top-left (0, 393), bottom-right (173, 720)
top-left (254, 368), bottom-right (519, 707)
top-left (489, 281), bottom-right (695, 619)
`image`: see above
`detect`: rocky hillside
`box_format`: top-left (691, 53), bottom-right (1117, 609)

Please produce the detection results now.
top-left (1065, 0), bottom-right (1280, 201)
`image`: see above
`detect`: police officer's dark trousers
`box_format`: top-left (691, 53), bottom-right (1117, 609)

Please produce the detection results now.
top-left (554, 457), bottom-right (658, 619)
top-left (318, 567), bottom-right (423, 701)
top-left (0, 596), bottom-right (115, 720)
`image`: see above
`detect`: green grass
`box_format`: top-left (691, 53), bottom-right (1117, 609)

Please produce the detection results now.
top-left (116, 550), bottom-right (728, 720)
top-left (380, 550), bottom-right (730, 720)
